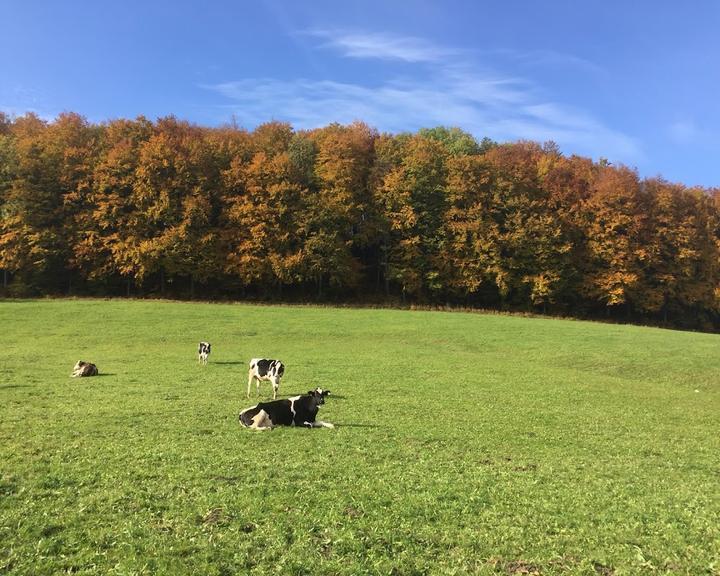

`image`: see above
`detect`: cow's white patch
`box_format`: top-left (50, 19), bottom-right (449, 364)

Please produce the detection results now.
top-left (288, 395), bottom-right (301, 424)
top-left (249, 409), bottom-right (273, 431)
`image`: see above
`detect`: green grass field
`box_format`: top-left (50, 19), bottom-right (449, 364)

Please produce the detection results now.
top-left (1, 300), bottom-right (718, 575)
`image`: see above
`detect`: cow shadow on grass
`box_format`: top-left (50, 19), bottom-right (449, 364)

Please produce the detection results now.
top-left (283, 391), bottom-right (348, 400)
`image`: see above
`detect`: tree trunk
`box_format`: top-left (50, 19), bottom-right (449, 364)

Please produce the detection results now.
top-left (382, 246), bottom-right (390, 297)
top-left (3, 269), bottom-right (7, 289)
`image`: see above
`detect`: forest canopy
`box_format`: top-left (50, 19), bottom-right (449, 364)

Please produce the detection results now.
top-left (1, 111), bottom-right (719, 330)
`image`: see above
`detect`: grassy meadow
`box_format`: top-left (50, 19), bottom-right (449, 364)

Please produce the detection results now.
top-left (0, 299), bottom-right (718, 575)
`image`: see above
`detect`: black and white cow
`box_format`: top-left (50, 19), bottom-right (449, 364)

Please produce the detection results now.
top-left (239, 388), bottom-right (333, 430)
top-left (198, 342), bottom-right (211, 365)
top-left (247, 358), bottom-right (285, 399)
top-left (71, 360), bottom-right (98, 377)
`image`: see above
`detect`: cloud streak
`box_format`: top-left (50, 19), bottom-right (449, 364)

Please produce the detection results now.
top-left (668, 119), bottom-right (698, 145)
top-left (305, 30), bottom-right (458, 63)
top-left (202, 30), bottom-right (641, 163)
top-left (0, 85), bottom-right (57, 121)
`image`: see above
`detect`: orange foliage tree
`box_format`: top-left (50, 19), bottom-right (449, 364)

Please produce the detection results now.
top-left (1, 113), bottom-right (719, 329)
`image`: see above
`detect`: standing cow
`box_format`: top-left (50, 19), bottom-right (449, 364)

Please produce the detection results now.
top-left (247, 358), bottom-right (285, 399)
top-left (198, 342), bottom-right (211, 365)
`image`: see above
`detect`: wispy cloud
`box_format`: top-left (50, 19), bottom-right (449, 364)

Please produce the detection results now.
top-left (0, 85), bottom-right (57, 120)
top-left (668, 119), bottom-right (698, 145)
top-left (202, 30), bottom-right (641, 163)
top-left (489, 48), bottom-right (607, 78)
top-left (305, 30), bottom-right (457, 63)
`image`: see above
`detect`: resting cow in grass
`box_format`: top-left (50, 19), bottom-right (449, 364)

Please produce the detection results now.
top-left (247, 358), bottom-right (284, 399)
top-left (239, 388), bottom-right (333, 431)
top-left (71, 360), bottom-right (98, 377)
top-left (198, 342), bottom-right (211, 365)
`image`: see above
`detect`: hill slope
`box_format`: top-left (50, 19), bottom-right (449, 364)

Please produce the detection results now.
top-left (1, 300), bottom-right (718, 575)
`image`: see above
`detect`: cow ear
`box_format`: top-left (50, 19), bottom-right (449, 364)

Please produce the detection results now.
top-left (307, 390), bottom-right (315, 396)
top-left (324, 390), bottom-right (330, 396)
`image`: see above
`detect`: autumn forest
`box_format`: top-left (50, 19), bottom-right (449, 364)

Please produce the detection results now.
top-left (1, 112), bottom-right (719, 330)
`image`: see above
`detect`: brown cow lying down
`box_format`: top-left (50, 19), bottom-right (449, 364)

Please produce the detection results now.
top-left (71, 360), bottom-right (98, 377)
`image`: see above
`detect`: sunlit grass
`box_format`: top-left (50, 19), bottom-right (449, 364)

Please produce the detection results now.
top-left (0, 299), bottom-right (718, 575)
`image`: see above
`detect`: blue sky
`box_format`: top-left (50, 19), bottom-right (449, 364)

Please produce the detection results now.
top-left (2, 0), bottom-right (719, 187)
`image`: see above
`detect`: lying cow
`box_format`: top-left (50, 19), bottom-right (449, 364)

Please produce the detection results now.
top-left (198, 341), bottom-right (211, 365)
top-left (71, 360), bottom-right (98, 377)
top-left (247, 358), bottom-right (285, 399)
top-left (239, 388), bottom-right (334, 431)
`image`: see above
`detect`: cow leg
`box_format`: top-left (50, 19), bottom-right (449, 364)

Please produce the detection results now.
top-left (247, 370), bottom-right (254, 398)
top-left (249, 420), bottom-right (273, 431)
top-left (271, 377), bottom-right (279, 400)
top-left (303, 421), bottom-right (335, 429)
top-left (250, 410), bottom-right (274, 431)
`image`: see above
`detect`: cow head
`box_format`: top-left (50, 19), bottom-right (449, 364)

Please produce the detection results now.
top-left (307, 388), bottom-right (330, 404)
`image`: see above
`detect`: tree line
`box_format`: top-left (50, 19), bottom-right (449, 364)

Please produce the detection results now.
top-left (1, 111), bottom-right (719, 330)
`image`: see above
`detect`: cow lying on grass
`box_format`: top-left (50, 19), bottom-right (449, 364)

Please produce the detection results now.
top-left (71, 360), bottom-right (98, 377)
top-left (239, 388), bottom-right (334, 431)
top-left (247, 358), bottom-right (285, 399)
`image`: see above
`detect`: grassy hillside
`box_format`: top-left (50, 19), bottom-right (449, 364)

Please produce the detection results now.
top-left (0, 299), bottom-right (718, 575)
